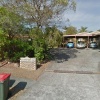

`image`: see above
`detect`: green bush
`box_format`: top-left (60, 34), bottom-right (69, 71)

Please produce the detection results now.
top-left (0, 28), bottom-right (7, 60)
top-left (33, 38), bottom-right (47, 63)
top-left (3, 39), bottom-right (34, 62)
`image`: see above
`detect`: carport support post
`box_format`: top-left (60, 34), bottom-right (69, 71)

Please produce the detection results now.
top-left (87, 36), bottom-right (89, 48)
top-left (75, 36), bottom-right (77, 48)
top-left (63, 36), bottom-right (64, 48)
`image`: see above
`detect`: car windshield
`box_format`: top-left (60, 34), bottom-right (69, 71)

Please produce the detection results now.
top-left (91, 42), bottom-right (96, 44)
top-left (77, 41), bottom-right (85, 44)
top-left (68, 42), bottom-right (73, 43)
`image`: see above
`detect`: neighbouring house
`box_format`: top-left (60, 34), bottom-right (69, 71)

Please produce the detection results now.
top-left (63, 31), bottom-right (100, 48)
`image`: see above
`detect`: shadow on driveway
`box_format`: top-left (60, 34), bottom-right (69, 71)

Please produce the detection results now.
top-left (8, 80), bottom-right (27, 99)
top-left (50, 48), bottom-right (78, 63)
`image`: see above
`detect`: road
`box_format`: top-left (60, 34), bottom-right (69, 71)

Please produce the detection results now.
top-left (16, 48), bottom-right (100, 100)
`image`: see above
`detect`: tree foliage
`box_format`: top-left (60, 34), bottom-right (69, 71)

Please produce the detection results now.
top-left (29, 28), bottom-right (48, 62)
top-left (0, 7), bottom-right (24, 39)
top-left (29, 26), bottom-right (62, 62)
top-left (63, 26), bottom-right (77, 35)
top-left (78, 26), bottom-right (88, 33)
top-left (45, 26), bottom-right (63, 48)
top-left (0, 6), bottom-right (64, 63)
top-left (0, 0), bottom-right (76, 28)
top-left (0, 28), bottom-right (7, 60)
top-left (0, 0), bottom-right (77, 63)
top-left (4, 39), bottom-right (33, 62)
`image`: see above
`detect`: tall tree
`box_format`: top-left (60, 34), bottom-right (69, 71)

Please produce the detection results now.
top-left (0, 7), bottom-right (24, 39)
top-left (63, 26), bottom-right (77, 35)
top-left (45, 26), bottom-right (63, 47)
top-left (78, 26), bottom-right (88, 33)
top-left (0, 0), bottom-right (76, 28)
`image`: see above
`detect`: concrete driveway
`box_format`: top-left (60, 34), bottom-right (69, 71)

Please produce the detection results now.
top-left (16, 48), bottom-right (100, 100)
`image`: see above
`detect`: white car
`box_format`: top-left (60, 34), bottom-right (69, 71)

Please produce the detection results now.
top-left (77, 41), bottom-right (86, 48)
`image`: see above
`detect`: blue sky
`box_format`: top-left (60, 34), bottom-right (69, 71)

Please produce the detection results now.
top-left (62, 0), bottom-right (100, 31)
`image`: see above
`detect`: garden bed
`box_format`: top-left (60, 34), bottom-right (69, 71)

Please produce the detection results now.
top-left (0, 61), bottom-right (50, 80)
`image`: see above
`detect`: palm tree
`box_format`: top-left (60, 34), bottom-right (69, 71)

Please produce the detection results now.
top-left (78, 26), bottom-right (88, 33)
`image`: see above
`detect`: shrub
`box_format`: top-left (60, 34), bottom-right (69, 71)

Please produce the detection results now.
top-left (3, 39), bottom-right (34, 62)
top-left (0, 28), bottom-right (7, 60)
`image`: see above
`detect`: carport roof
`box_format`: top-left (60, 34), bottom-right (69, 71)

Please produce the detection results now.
top-left (63, 31), bottom-right (100, 37)
top-left (91, 31), bottom-right (100, 36)
top-left (76, 32), bottom-right (92, 36)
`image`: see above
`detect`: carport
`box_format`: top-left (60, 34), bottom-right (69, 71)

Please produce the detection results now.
top-left (63, 31), bottom-right (100, 48)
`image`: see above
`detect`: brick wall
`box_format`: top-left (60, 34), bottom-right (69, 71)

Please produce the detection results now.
top-left (20, 57), bottom-right (37, 70)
